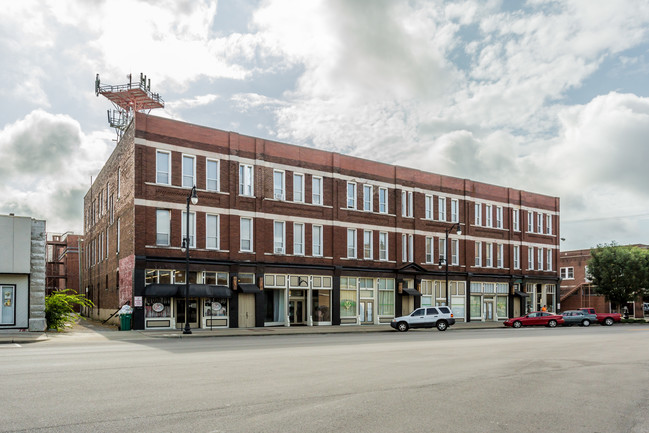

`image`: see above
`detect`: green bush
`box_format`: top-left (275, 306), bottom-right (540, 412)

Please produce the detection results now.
top-left (45, 290), bottom-right (94, 331)
top-left (621, 318), bottom-right (647, 324)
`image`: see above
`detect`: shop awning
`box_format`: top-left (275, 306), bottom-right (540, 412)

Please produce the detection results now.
top-left (514, 290), bottom-right (529, 298)
top-left (189, 285), bottom-right (232, 298)
top-left (238, 283), bottom-right (261, 294)
top-left (402, 288), bottom-right (422, 296)
top-left (144, 284), bottom-right (179, 297)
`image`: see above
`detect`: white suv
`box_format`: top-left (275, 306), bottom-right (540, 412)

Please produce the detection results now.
top-left (391, 306), bottom-right (456, 332)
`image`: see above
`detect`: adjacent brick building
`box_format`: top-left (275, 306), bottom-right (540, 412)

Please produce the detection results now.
top-left (81, 113), bottom-right (560, 330)
top-left (46, 232), bottom-right (82, 295)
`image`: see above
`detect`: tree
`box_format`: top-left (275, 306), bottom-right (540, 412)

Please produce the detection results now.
top-left (587, 243), bottom-right (649, 311)
top-left (45, 290), bottom-right (94, 331)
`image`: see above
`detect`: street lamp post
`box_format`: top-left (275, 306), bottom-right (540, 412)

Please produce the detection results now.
top-left (181, 185), bottom-right (198, 335)
top-left (441, 222), bottom-right (462, 308)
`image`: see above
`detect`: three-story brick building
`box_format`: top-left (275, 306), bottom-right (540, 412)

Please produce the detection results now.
top-left (81, 113), bottom-right (560, 330)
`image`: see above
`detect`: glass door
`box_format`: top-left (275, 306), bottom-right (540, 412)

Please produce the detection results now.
top-left (176, 297), bottom-right (199, 329)
top-left (484, 300), bottom-right (494, 321)
top-left (1, 286), bottom-right (15, 325)
top-left (360, 300), bottom-right (374, 324)
top-left (289, 299), bottom-right (304, 325)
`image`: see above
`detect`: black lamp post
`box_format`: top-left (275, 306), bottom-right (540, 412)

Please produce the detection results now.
top-left (181, 185), bottom-right (198, 335)
top-left (440, 222), bottom-right (462, 308)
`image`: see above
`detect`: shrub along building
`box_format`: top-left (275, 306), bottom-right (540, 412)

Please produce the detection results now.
top-left (81, 113), bottom-right (560, 330)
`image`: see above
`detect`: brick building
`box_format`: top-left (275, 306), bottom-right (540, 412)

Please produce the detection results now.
top-left (560, 246), bottom-right (647, 317)
top-left (81, 113), bottom-right (560, 330)
top-left (46, 232), bottom-right (82, 295)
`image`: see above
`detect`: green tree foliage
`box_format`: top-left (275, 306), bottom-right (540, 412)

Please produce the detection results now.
top-left (587, 243), bottom-right (649, 310)
top-left (45, 290), bottom-right (94, 331)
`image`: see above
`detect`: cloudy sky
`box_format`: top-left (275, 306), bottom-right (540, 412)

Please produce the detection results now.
top-left (1, 0), bottom-right (648, 250)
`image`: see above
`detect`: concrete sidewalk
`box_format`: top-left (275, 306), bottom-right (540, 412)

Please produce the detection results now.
top-left (0, 319), bottom-right (506, 344)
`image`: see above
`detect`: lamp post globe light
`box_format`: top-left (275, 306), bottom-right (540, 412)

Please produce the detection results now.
top-left (181, 185), bottom-right (198, 335)
top-left (440, 223), bottom-right (461, 308)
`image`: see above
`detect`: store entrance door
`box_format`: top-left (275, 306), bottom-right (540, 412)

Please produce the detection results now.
top-left (289, 299), bottom-right (305, 325)
top-left (238, 294), bottom-right (256, 328)
top-left (360, 300), bottom-right (374, 324)
top-left (176, 298), bottom-right (199, 329)
top-left (484, 300), bottom-right (494, 321)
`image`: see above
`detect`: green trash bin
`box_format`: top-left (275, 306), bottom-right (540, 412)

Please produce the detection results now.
top-left (119, 313), bottom-right (132, 331)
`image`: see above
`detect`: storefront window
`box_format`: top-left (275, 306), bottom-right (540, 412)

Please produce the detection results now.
top-left (239, 273), bottom-right (255, 284)
top-left (159, 270), bottom-right (172, 284)
top-left (312, 290), bottom-right (331, 322)
top-left (340, 277), bottom-right (357, 317)
top-left (145, 270), bottom-right (158, 285)
top-left (264, 289), bottom-right (285, 323)
top-left (420, 280), bottom-right (433, 308)
top-left (1, 286), bottom-right (15, 325)
top-left (378, 278), bottom-right (395, 315)
top-left (451, 297), bottom-right (465, 320)
top-left (145, 297), bottom-right (171, 318)
top-left (496, 296), bottom-right (508, 318)
top-left (359, 278), bottom-right (374, 298)
top-left (204, 272), bottom-right (228, 285)
top-left (470, 296), bottom-right (481, 318)
top-left (203, 298), bottom-right (228, 317)
top-left (175, 270), bottom-right (186, 284)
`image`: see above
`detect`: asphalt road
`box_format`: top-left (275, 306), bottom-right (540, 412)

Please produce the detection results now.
top-left (2, 325), bottom-right (649, 433)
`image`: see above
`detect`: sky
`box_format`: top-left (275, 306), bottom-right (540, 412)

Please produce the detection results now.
top-left (1, 0), bottom-right (649, 251)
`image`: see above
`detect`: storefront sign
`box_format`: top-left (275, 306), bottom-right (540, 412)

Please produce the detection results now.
top-left (152, 302), bottom-right (165, 313)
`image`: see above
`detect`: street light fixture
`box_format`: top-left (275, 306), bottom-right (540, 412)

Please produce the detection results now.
top-left (440, 222), bottom-right (462, 308)
top-left (182, 185), bottom-right (198, 335)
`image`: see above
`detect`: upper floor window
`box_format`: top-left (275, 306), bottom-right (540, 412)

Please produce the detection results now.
top-left (274, 221), bottom-right (285, 254)
top-left (401, 191), bottom-right (412, 217)
top-left (527, 212), bottom-right (534, 232)
top-left (451, 199), bottom-right (459, 223)
top-left (379, 187), bottom-right (388, 214)
top-left (528, 246), bottom-right (534, 269)
top-left (206, 214), bottom-right (219, 250)
top-left (294, 173), bottom-right (304, 203)
top-left (485, 242), bottom-right (492, 267)
top-left (560, 267), bottom-right (574, 279)
top-left (379, 232), bottom-right (388, 261)
top-left (294, 223), bottom-right (304, 255)
top-left (363, 230), bottom-right (373, 259)
top-left (451, 239), bottom-right (458, 265)
top-left (408, 234), bottom-right (413, 262)
top-left (240, 217), bottom-right (253, 251)
top-left (206, 159), bottom-right (220, 192)
top-left (117, 168), bottom-right (121, 198)
top-left (182, 155), bottom-right (196, 188)
top-left (546, 249), bottom-right (553, 271)
top-left (181, 211), bottom-right (196, 248)
top-left (402, 234), bottom-right (408, 262)
top-left (363, 185), bottom-right (373, 212)
top-left (273, 170), bottom-right (285, 200)
top-left (347, 228), bottom-right (357, 258)
top-left (475, 203), bottom-right (482, 226)
top-left (513, 245), bottom-right (519, 269)
top-left (513, 209), bottom-right (520, 231)
top-left (312, 176), bottom-right (323, 205)
top-left (439, 238), bottom-right (447, 264)
top-left (426, 237), bottom-right (434, 263)
top-left (156, 150), bottom-right (171, 185)
top-left (425, 195), bottom-right (433, 219)
top-left (475, 241), bottom-right (482, 267)
top-left (239, 164), bottom-right (254, 196)
top-left (496, 206), bottom-right (503, 229)
top-left (497, 244), bottom-right (503, 268)
top-left (485, 204), bottom-right (492, 227)
top-left (156, 209), bottom-right (170, 246)
top-left (537, 213), bottom-right (543, 234)
top-left (438, 197), bottom-right (446, 221)
top-left (347, 182), bottom-right (356, 209)
top-left (312, 225), bottom-right (323, 257)
top-left (546, 214), bottom-right (552, 235)
top-left (537, 247), bottom-right (544, 270)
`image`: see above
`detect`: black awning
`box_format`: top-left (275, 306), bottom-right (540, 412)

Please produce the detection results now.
top-left (514, 290), bottom-right (529, 298)
top-left (402, 288), bottom-right (422, 296)
top-left (238, 283), bottom-right (261, 294)
top-left (188, 285), bottom-right (232, 298)
top-left (144, 284), bottom-right (179, 297)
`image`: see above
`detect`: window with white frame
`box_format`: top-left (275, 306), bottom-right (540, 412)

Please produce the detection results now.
top-left (182, 155), bottom-right (196, 188)
top-left (156, 210), bottom-right (170, 246)
top-left (401, 191), bottom-right (408, 217)
top-left (206, 214), bottom-right (219, 250)
top-left (363, 230), bottom-right (373, 259)
top-left (497, 244), bottom-right (503, 268)
top-left (347, 182), bottom-right (356, 209)
top-left (239, 164), bottom-right (254, 196)
top-left (560, 267), bottom-right (574, 279)
top-left (156, 150), bottom-right (171, 185)
top-left (546, 249), bottom-right (552, 271)
top-left (402, 234), bottom-right (408, 262)
top-left (475, 241), bottom-right (482, 266)
top-left (546, 214), bottom-right (552, 234)
top-left (363, 185), bottom-right (373, 212)
top-left (116, 218), bottom-right (120, 253)
top-left (528, 246), bottom-right (534, 269)
top-left (408, 192), bottom-right (413, 217)
top-left (240, 218), bottom-right (253, 251)
top-left (206, 159), bottom-right (219, 191)
top-left (475, 202), bottom-right (482, 226)
top-left (117, 168), bottom-right (121, 198)
top-left (408, 234), bottom-right (414, 262)
top-left (496, 206), bottom-right (503, 229)
top-left (513, 208), bottom-right (520, 231)
top-left (347, 228), bottom-right (357, 258)
top-left (451, 239), bottom-right (458, 265)
top-left (312, 225), bottom-right (323, 257)
top-left (425, 195), bottom-right (433, 219)
top-left (379, 187), bottom-right (387, 213)
top-left (451, 199), bottom-right (459, 223)
top-left (273, 170), bottom-right (285, 200)
top-left (485, 242), bottom-right (492, 267)
top-left (294, 173), bottom-right (304, 202)
top-left (426, 237), bottom-right (434, 263)
top-left (294, 222), bottom-right (304, 255)
top-left (274, 221), bottom-right (285, 254)
top-left (485, 204), bottom-right (492, 227)
top-left (528, 212), bottom-right (533, 232)
top-left (312, 176), bottom-right (323, 205)
top-left (439, 238), bottom-right (447, 264)
top-left (537, 213), bottom-right (543, 233)
top-left (379, 232), bottom-right (388, 260)
top-left (585, 266), bottom-right (592, 282)
top-left (438, 197), bottom-right (446, 221)
top-left (513, 245), bottom-right (520, 269)
top-left (181, 211), bottom-right (196, 248)
top-left (538, 247), bottom-right (544, 270)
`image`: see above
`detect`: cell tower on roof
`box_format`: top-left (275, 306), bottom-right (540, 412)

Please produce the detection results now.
top-left (95, 73), bottom-right (164, 140)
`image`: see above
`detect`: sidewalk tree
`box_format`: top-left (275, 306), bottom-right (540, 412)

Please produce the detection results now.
top-left (45, 289), bottom-right (94, 331)
top-left (587, 243), bottom-right (649, 311)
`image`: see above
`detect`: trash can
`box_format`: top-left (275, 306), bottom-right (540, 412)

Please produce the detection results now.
top-left (119, 313), bottom-right (132, 331)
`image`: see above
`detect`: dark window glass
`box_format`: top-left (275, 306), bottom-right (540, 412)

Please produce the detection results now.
top-left (411, 309), bottom-right (425, 316)
top-left (426, 308), bottom-right (439, 315)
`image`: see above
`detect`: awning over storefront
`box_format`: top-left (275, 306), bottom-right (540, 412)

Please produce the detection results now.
top-left (514, 290), bottom-right (529, 297)
top-left (189, 285), bottom-right (232, 298)
top-left (144, 284), bottom-right (179, 297)
top-left (402, 288), bottom-right (422, 296)
top-left (238, 283), bottom-right (261, 294)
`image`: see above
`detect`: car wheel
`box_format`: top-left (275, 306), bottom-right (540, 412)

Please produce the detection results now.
top-left (436, 321), bottom-right (448, 331)
top-left (397, 321), bottom-right (409, 332)
top-left (582, 319), bottom-right (590, 327)
top-left (604, 317), bottom-right (614, 326)
top-left (548, 319), bottom-right (557, 328)
top-left (512, 321), bottom-right (522, 328)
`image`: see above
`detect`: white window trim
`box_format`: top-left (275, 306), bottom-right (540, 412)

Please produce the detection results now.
top-left (294, 173), bottom-right (305, 203)
top-left (438, 197), bottom-right (446, 221)
top-left (363, 229), bottom-right (373, 259)
top-left (274, 221), bottom-right (286, 254)
top-left (497, 243), bottom-right (503, 268)
top-left (513, 245), bottom-right (520, 269)
top-left (240, 217), bottom-right (253, 252)
top-left (402, 234), bottom-right (408, 262)
top-left (312, 176), bottom-right (323, 205)
top-left (156, 150), bottom-right (171, 185)
top-left (363, 185), bottom-right (373, 212)
top-left (206, 213), bottom-right (220, 250)
top-left (408, 234), bottom-right (414, 262)
top-left (496, 206), bottom-right (503, 229)
top-left (451, 199), bottom-right (459, 223)
top-left (485, 242), bottom-right (492, 267)
top-left (182, 154), bottom-right (196, 189)
top-left (475, 203), bottom-right (482, 226)
top-left (513, 209), bottom-right (519, 232)
top-left (273, 170), bottom-right (285, 201)
top-left (206, 158), bottom-right (220, 192)
top-left (156, 209), bottom-right (170, 246)
top-left (181, 211), bottom-right (196, 248)
top-left (408, 192), bottom-right (413, 217)
top-left (347, 182), bottom-right (357, 209)
top-left (485, 204), bottom-right (492, 228)
top-left (379, 232), bottom-right (388, 261)
top-left (379, 187), bottom-right (388, 214)
top-left (312, 224), bottom-right (323, 257)
top-left (239, 164), bottom-right (254, 197)
top-left (451, 239), bottom-right (458, 265)
top-left (294, 222), bottom-right (305, 256)
top-left (528, 246), bottom-right (534, 269)
top-left (475, 241), bottom-right (482, 267)
top-left (347, 228), bottom-right (357, 258)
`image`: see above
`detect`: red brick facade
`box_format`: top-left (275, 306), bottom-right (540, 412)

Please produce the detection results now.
top-left (82, 113), bottom-right (560, 329)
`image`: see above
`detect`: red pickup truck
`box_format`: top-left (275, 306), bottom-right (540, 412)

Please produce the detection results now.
top-left (578, 308), bottom-right (622, 326)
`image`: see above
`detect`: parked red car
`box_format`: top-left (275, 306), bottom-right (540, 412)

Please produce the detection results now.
top-left (504, 312), bottom-right (565, 328)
